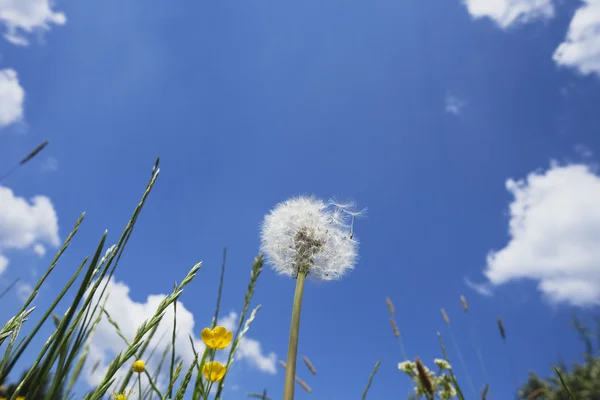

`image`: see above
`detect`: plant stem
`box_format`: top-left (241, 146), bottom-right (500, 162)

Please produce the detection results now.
top-left (138, 373), bottom-right (142, 400)
top-left (282, 271), bottom-right (307, 400)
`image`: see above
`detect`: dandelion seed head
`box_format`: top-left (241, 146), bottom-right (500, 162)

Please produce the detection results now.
top-left (260, 195), bottom-right (360, 280)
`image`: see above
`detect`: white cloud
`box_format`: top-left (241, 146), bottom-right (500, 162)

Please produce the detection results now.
top-left (463, 0), bottom-right (554, 29)
top-left (444, 94), bottom-right (466, 115)
top-left (0, 185), bottom-right (59, 274)
top-left (0, 255), bottom-right (8, 275)
top-left (0, 0), bottom-right (66, 46)
top-left (16, 281), bottom-right (33, 301)
top-left (32, 243), bottom-right (46, 257)
top-left (465, 277), bottom-right (493, 296)
top-left (553, 0), bottom-right (600, 77)
top-left (41, 157), bottom-right (58, 172)
top-left (0, 69), bottom-right (24, 127)
top-left (85, 277), bottom-right (276, 393)
top-left (483, 163), bottom-right (600, 306)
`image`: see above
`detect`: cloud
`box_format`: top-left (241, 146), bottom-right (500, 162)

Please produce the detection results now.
top-left (0, 0), bottom-right (66, 46)
top-left (0, 69), bottom-right (25, 127)
top-left (0, 185), bottom-right (59, 274)
top-left (444, 94), bottom-right (466, 115)
top-left (483, 163), bottom-right (600, 306)
top-left (464, 278), bottom-right (494, 296)
top-left (0, 255), bottom-right (8, 275)
top-left (33, 243), bottom-right (46, 257)
top-left (16, 281), bottom-right (33, 302)
top-left (41, 157), bottom-right (58, 172)
top-left (462, 0), bottom-right (554, 29)
top-left (553, 0), bottom-right (600, 77)
top-left (85, 277), bottom-right (276, 393)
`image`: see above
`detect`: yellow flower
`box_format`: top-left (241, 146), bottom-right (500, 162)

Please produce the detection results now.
top-left (132, 359), bottom-right (145, 373)
top-left (202, 361), bottom-right (227, 382)
top-left (201, 326), bottom-right (232, 350)
top-left (112, 389), bottom-right (134, 400)
top-left (16, 397), bottom-right (25, 400)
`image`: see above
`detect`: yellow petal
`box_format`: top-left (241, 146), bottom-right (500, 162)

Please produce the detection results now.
top-left (201, 327), bottom-right (215, 348)
top-left (203, 361), bottom-right (227, 382)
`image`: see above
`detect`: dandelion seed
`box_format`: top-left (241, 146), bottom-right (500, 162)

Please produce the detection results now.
top-left (132, 360), bottom-right (145, 373)
top-left (203, 361), bottom-right (227, 382)
top-left (201, 326), bottom-right (233, 350)
top-left (385, 297), bottom-right (395, 314)
top-left (441, 308), bottom-right (450, 325)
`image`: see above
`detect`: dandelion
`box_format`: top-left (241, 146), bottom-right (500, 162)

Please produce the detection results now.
top-left (112, 390), bottom-right (134, 400)
top-left (132, 360), bottom-right (145, 373)
top-left (203, 361), bottom-right (227, 382)
top-left (261, 196), bottom-right (361, 400)
top-left (201, 326), bottom-right (233, 350)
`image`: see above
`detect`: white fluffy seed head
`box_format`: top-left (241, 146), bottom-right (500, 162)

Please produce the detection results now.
top-left (260, 195), bottom-right (361, 281)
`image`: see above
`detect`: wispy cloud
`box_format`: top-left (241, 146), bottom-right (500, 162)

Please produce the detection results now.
top-left (41, 156), bottom-right (58, 172)
top-left (445, 94), bottom-right (466, 115)
top-left (465, 278), bottom-right (493, 297)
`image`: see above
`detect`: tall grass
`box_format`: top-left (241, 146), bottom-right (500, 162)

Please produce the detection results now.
top-left (0, 159), bottom-right (266, 400)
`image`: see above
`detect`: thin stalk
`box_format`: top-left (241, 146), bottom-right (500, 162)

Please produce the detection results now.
top-left (0, 278), bottom-right (20, 301)
top-left (282, 270), bottom-right (307, 400)
top-left (361, 358), bottom-right (381, 400)
top-left (437, 332), bottom-right (465, 400)
top-left (138, 374), bottom-right (142, 400)
top-left (553, 366), bottom-right (575, 400)
top-left (447, 324), bottom-right (476, 398)
top-left (168, 282), bottom-right (177, 399)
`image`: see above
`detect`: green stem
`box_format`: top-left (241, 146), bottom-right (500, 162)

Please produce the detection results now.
top-left (282, 271), bottom-right (307, 400)
top-left (138, 373), bottom-right (142, 400)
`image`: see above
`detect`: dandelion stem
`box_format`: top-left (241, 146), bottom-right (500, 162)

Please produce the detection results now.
top-left (283, 270), bottom-right (307, 400)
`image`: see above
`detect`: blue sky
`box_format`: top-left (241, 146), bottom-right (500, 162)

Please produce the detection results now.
top-left (2, 0), bottom-right (600, 398)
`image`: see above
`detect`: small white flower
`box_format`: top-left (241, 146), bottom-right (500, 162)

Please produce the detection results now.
top-left (434, 358), bottom-right (451, 370)
top-left (260, 196), bottom-right (360, 280)
top-left (398, 361), bottom-right (415, 374)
